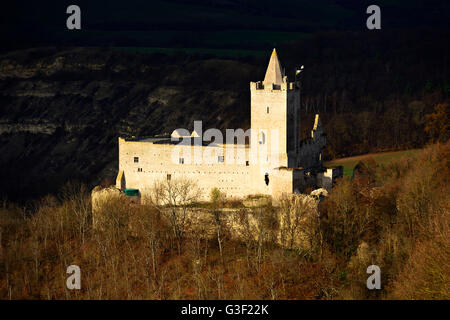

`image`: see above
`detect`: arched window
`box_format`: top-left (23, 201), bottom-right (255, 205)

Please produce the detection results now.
top-left (259, 131), bottom-right (266, 144)
top-left (264, 173), bottom-right (269, 186)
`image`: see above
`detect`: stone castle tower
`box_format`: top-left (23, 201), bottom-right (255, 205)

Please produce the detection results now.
top-left (250, 49), bottom-right (300, 171)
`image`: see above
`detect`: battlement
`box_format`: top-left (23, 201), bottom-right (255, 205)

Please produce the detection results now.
top-left (250, 80), bottom-right (297, 91)
top-left (250, 49), bottom-right (300, 93)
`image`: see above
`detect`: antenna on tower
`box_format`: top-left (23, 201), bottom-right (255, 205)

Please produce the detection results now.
top-left (295, 65), bottom-right (304, 86)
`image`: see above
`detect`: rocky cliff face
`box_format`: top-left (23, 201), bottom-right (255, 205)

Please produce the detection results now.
top-left (0, 47), bottom-right (256, 201)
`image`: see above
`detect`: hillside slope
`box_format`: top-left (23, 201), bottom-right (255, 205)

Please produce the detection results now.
top-left (0, 48), bottom-right (255, 200)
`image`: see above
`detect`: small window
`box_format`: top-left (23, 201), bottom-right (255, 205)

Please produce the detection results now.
top-left (167, 174), bottom-right (171, 181)
top-left (179, 157), bottom-right (184, 164)
top-left (137, 168), bottom-right (143, 172)
top-left (246, 160), bottom-right (249, 166)
top-left (264, 173), bottom-right (269, 186)
top-left (259, 131), bottom-right (266, 145)
top-left (134, 157), bottom-right (139, 163)
top-left (218, 156), bottom-right (224, 163)
top-left (267, 106), bottom-right (269, 113)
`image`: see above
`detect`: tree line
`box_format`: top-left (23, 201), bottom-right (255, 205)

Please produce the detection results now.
top-left (1, 140), bottom-right (448, 299)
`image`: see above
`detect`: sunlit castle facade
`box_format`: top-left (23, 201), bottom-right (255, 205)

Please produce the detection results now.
top-left (116, 49), bottom-right (342, 200)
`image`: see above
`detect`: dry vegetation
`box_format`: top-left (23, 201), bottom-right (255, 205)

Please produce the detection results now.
top-left (0, 142), bottom-right (449, 300)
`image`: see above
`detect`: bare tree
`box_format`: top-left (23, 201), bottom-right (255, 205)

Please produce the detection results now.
top-left (253, 205), bottom-right (277, 272)
top-left (61, 182), bottom-right (90, 244)
top-left (279, 194), bottom-right (319, 251)
top-left (232, 205), bottom-right (277, 272)
top-left (149, 177), bottom-right (200, 255)
top-left (209, 187), bottom-right (226, 267)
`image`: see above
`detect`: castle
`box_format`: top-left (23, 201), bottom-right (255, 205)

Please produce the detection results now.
top-left (115, 49), bottom-right (342, 200)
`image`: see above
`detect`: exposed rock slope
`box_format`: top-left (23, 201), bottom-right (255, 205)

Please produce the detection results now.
top-left (0, 47), bottom-right (256, 201)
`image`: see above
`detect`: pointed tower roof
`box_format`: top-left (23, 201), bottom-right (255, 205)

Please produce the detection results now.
top-left (263, 48), bottom-right (284, 86)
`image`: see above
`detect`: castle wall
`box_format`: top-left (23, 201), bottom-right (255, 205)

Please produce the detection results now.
top-left (270, 169), bottom-right (294, 199)
top-left (117, 138), bottom-right (265, 200)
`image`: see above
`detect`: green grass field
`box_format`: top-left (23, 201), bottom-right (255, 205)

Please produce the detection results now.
top-left (325, 149), bottom-right (422, 177)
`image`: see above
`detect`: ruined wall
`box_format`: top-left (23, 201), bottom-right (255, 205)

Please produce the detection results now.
top-left (91, 186), bottom-right (125, 229)
top-left (152, 193), bottom-right (319, 250)
top-left (297, 140), bottom-right (323, 169)
top-left (317, 166), bottom-right (343, 190)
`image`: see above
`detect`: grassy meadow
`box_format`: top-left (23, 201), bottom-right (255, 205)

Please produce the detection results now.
top-left (325, 149), bottom-right (423, 177)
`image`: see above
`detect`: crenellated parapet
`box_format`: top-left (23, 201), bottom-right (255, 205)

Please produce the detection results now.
top-left (250, 79), bottom-right (297, 92)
